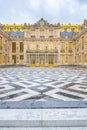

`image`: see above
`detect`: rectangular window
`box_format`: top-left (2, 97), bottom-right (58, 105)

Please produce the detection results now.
top-left (31, 30), bottom-right (35, 38)
top-left (31, 30), bottom-right (35, 35)
top-left (40, 29), bottom-right (44, 35)
top-left (0, 36), bottom-right (2, 50)
top-left (12, 55), bottom-right (16, 64)
top-left (68, 42), bottom-right (73, 53)
top-left (20, 55), bottom-right (23, 60)
top-left (49, 30), bottom-right (53, 36)
top-left (61, 42), bottom-right (65, 53)
top-left (82, 36), bottom-right (84, 50)
top-left (40, 30), bottom-right (44, 38)
top-left (49, 30), bottom-right (54, 38)
top-left (20, 42), bottom-right (23, 53)
top-left (12, 42), bottom-right (16, 53)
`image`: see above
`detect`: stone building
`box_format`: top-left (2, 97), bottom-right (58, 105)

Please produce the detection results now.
top-left (0, 18), bottom-right (87, 67)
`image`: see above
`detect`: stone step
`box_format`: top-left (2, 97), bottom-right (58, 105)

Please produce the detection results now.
top-left (0, 127), bottom-right (87, 130)
top-left (0, 109), bottom-right (87, 127)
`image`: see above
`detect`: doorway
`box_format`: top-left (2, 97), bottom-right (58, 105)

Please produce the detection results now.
top-left (49, 55), bottom-right (54, 67)
top-left (30, 54), bottom-right (36, 67)
top-left (0, 53), bottom-right (2, 64)
top-left (12, 55), bottom-right (16, 64)
top-left (39, 55), bottom-right (45, 67)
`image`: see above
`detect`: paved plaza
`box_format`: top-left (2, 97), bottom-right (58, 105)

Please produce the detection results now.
top-left (0, 66), bottom-right (87, 108)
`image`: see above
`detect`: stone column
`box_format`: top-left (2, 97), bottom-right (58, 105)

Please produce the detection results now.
top-left (36, 54), bottom-right (38, 66)
top-left (36, 53), bottom-right (39, 66)
top-left (85, 37), bottom-right (87, 65)
top-left (28, 54), bottom-right (30, 65)
top-left (23, 42), bottom-right (27, 65)
top-left (54, 54), bottom-right (58, 66)
top-left (73, 41), bottom-right (77, 65)
top-left (8, 42), bottom-right (12, 65)
top-left (45, 54), bottom-right (47, 66)
top-left (45, 54), bottom-right (48, 66)
top-left (2, 38), bottom-right (5, 65)
top-left (57, 53), bottom-right (59, 65)
top-left (16, 41), bottom-right (20, 65)
top-left (86, 53), bottom-right (87, 63)
top-left (65, 42), bottom-right (68, 65)
top-left (26, 54), bottom-right (29, 66)
top-left (57, 43), bottom-right (60, 65)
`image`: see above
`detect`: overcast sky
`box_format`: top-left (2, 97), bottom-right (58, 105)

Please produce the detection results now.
top-left (0, 0), bottom-right (87, 24)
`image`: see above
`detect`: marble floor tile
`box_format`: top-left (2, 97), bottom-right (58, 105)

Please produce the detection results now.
top-left (0, 66), bottom-right (87, 108)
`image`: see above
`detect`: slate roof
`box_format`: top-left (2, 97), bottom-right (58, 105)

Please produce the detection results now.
top-left (0, 18), bottom-right (86, 38)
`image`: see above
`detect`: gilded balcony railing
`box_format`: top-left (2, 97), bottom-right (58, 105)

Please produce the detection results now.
top-left (26, 49), bottom-right (58, 53)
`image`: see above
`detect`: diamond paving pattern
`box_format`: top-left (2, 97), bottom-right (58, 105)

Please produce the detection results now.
top-left (0, 66), bottom-right (87, 108)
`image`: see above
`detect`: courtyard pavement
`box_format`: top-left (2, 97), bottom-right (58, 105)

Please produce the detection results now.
top-left (0, 66), bottom-right (87, 108)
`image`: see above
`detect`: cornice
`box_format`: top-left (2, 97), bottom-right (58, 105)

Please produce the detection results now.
top-left (73, 28), bottom-right (87, 40)
top-left (0, 29), bottom-right (11, 40)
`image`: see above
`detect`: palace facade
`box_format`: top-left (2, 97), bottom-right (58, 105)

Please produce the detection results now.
top-left (0, 18), bottom-right (87, 67)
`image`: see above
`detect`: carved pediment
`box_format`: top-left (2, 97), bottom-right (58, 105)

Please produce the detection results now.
top-left (32, 18), bottom-right (60, 28)
top-left (24, 18), bottom-right (60, 28)
top-left (33, 18), bottom-right (51, 27)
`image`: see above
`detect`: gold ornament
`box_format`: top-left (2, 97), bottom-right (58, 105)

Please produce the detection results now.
top-left (66, 28), bottom-right (72, 32)
top-left (60, 28), bottom-right (64, 32)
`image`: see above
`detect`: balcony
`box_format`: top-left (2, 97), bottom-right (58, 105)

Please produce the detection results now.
top-left (40, 36), bottom-right (45, 38)
top-left (31, 35), bottom-right (36, 38)
top-left (26, 49), bottom-right (58, 53)
top-left (49, 36), bottom-right (54, 38)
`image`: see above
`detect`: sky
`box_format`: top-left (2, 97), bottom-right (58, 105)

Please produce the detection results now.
top-left (0, 0), bottom-right (87, 24)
